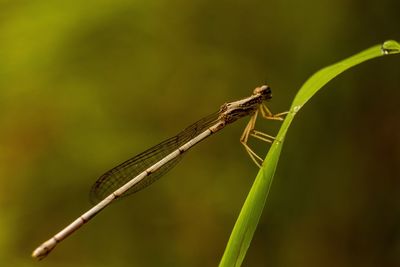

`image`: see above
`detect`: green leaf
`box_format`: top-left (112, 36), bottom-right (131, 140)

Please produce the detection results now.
top-left (219, 40), bottom-right (400, 267)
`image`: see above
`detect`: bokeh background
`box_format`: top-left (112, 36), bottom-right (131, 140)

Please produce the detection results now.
top-left (1, 0), bottom-right (399, 266)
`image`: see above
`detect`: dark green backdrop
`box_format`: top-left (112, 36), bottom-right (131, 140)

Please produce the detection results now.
top-left (1, 0), bottom-right (399, 266)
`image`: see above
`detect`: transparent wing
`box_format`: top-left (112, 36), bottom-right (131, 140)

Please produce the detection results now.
top-left (89, 111), bottom-right (221, 204)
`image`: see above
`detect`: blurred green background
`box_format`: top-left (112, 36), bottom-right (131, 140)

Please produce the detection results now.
top-left (1, 0), bottom-right (399, 266)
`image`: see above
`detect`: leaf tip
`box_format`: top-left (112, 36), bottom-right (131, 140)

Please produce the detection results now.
top-left (381, 40), bottom-right (400, 55)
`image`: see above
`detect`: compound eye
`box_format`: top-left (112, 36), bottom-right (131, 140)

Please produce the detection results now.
top-left (253, 85), bottom-right (271, 95)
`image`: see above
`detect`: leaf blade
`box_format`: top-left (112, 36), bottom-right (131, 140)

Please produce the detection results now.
top-left (219, 40), bottom-right (399, 267)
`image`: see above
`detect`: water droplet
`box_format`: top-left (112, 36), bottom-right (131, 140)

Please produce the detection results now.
top-left (275, 138), bottom-right (283, 145)
top-left (381, 40), bottom-right (400, 55)
top-left (292, 105), bottom-right (301, 113)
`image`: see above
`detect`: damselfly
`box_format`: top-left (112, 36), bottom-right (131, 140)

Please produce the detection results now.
top-left (32, 85), bottom-right (286, 259)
